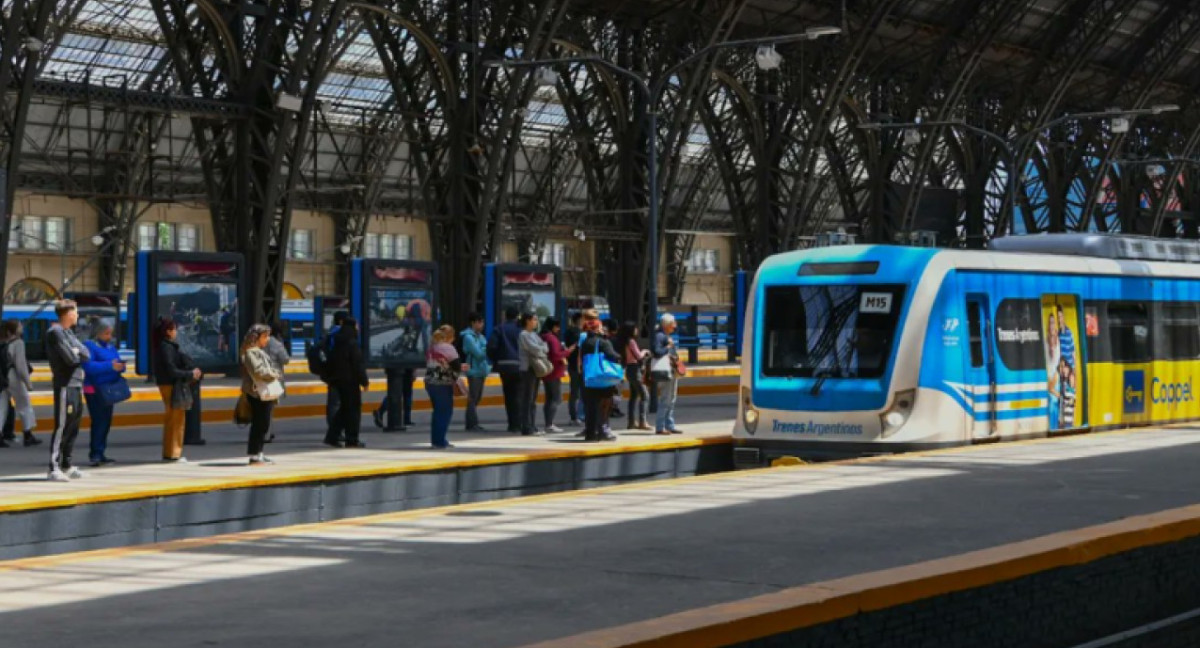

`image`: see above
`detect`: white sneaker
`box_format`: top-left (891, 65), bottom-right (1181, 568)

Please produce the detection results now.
top-left (66, 466), bottom-right (85, 479)
top-left (546, 425), bottom-right (564, 433)
top-left (47, 469), bottom-right (69, 482)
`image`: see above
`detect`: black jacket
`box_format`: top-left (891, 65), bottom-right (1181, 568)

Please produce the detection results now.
top-left (326, 327), bottom-right (369, 389)
top-left (155, 339), bottom-right (195, 386)
top-left (46, 324), bottom-right (89, 390)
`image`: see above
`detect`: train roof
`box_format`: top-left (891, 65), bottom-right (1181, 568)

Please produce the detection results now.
top-left (757, 237), bottom-right (1200, 283)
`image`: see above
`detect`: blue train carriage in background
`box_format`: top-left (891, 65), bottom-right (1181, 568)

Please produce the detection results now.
top-left (734, 233), bottom-right (1200, 468)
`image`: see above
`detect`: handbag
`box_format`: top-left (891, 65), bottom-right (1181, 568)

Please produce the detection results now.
top-left (171, 380), bottom-right (194, 411)
top-left (532, 355), bottom-right (554, 378)
top-left (650, 354), bottom-right (673, 382)
top-left (674, 358), bottom-right (688, 377)
top-left (97, 378), bottom-right (132, 405)
top-left (256, 379), bottom-right (284, 402)
top-left (453, 376), bottom-right (468, 397)
top-left (583, 341), bottom-right (623, 388)
top-left (234, 394), bottom-right (253, 426)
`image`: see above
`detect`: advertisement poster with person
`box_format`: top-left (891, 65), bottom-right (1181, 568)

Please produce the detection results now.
top-left (1041, 295), bottom-right (1083, 430)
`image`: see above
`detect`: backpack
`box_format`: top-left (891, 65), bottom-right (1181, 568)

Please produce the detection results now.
top-left (305, 337), bottom-right (330, 381)
top-left (0, 341), bottom-right (10, 391)
top-left (453, 331), bottom-right (467, 364)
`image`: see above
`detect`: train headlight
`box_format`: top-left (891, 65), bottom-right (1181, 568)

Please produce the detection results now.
top-left (741, 386), bottom-right (759, 434)
top-left (879, 389), bottom-right (916, 438)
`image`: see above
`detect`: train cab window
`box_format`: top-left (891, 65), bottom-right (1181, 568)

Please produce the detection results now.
top-left (966, 300), bottom-right (985, 368)
top-left (1159, 303), bottom-right (1200, 360)
top-left (993, 299), bottom-right (1043, 371)
top-left (1107, 302), bottom-right (1151, 363)
top-left (760, 284), bottom-right (905, 379)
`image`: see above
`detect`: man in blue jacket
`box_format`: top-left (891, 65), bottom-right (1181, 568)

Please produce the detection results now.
top-left (460, 312), bottom-right (491, 432)
top-left (488, 306), bottom-right (522, 433)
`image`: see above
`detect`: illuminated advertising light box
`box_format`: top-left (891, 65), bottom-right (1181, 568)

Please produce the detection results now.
top-left (135, 252), bottom-right (245, 375)
top-left (63, 292), bottom-right (120, 343)
top-left (314, 295), bottom-right (349, 341)
top-left (351, 260), bottom-right (438, 370)
top-left (483, 264), bottom-right (563, 335)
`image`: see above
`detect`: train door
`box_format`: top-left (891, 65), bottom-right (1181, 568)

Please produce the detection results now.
top-left (1040, 295), bottom-right (1087, 430)
top-left (965, 295), bottom-right (996, 438)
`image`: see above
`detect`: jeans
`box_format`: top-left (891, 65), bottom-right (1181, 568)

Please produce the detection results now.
top-left (84, 393), bottom-right (114, 461)
top-left (625, 365), bottom-right (648, 426)
top-left (567, 368), bottom-right (583, 422)
top-left (427, 384), bottom-right (454, 447)
top-left (518, 369), bottom-right (540, 434)
top-left (655, 377), bottom-right (679, 432)
top-left (335, 383), bottom-right (363, 444)
top-left (465, 376), bottom-right (486, 429)
top-left (582, 387), bottom-right (613, 440)
top-left (542, 379), bottom-right (562, 428)
top-left (499, 371), bottom-right (521, 431)
top-left (247, 394), bottom-right (275, 456)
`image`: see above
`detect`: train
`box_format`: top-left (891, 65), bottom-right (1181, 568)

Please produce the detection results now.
top-left (733, 233), bottom-right (1200, 468)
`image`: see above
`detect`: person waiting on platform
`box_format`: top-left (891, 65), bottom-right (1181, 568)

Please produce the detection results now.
top-left (652, 313), bottom-right (683, 435)
top-left (540, 317), bottom-right (572, 433)
top-left (517, 312), bottom-right (549, 436)
top-left (603, 319), bottom-right (625, 419)
top-left (487, 306), bottom-right (522, 432)
top-left (240, 324), bottom-right (284, 465)
top-left (459, 312), bottom-right (490, 432)
top-left (264, 321), bottom-right (290, 443)
top-left (45, 300), bottom-right (90, 481)
top-left (564, 312), bottom-right (584, 427)
top-left (616, 321), bottom-right (651, 431)
top-left (0, 320), bottom-right (39, 448)
top-left (579, 310), bottom-right (621, 442)
top-left (154, 318), bottom-right (201, 463)
top-left (82, 322), bottom-right (129, 466)
top-left (322, 310), bottom-right (348, 447)
top-left (425, 325), bottom-right (466, 449)
top-left (325, 317), bottom-right (370, 448)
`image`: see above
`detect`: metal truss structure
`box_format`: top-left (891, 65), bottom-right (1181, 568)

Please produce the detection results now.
top-left (1, 0), bottom-right (1199, 325)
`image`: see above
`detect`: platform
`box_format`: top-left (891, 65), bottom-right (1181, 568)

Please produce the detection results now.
top-left (14, 365), bottom-right (739, 429)
top-left (0, 392), bottom-right (736, 559)
top-left (2, 425), bottom-right (1200, 647)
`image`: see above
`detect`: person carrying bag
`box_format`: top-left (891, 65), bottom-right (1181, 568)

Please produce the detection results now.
top-left (577, 310), bottom-right (623, 442)
top-left (241, 324), bottom-right (284, 465)
top-left (81, 322), bottom-right (129, 467)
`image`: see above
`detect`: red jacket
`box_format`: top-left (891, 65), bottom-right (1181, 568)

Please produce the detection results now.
top-left (542, 332), bottom-right (568, 382)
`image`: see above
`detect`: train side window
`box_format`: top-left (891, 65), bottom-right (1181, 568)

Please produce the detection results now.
top-left (1159, 303), bottom-right (1200, 360)
top-left (966, 300), bottom-right (985, 368)
top-left (993, 299), bottom-right (1043, 371)
top-left (1106, 302), bottom-right (1151, 363)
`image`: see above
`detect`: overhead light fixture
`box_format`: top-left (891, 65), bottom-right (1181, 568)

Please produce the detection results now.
top-left (574, 229), bottom-right (586, 242)
top-left (90, 234), bottom-right (105, 247)
top-left (903, 128), bottom-right (922, 146)
top-left (1151, 104), bottom-right (1181, 114)
top-left (22, 37), bottom-right (44, 53)
top-left (276, 92), bottom-right (303, 113)
top-left (803, 26), bottom-right (842, 38)
top-left (755, 45), bottom-right (783, 71)
top-left (338, 243), bottom-right (351, 255)
top-left (1111, 117), bottom-right (1130, 134)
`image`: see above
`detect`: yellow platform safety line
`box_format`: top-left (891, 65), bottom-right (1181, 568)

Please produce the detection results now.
top-left (27, 365), bottom-right (741, 408)
top-left (26, 349), bottom-right (738, 382)
top-left (0, 434), bottom-right (734, 516)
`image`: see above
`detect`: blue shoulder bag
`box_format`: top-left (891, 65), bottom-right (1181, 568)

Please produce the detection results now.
top-left (583, 336), bottom-right (623, 388)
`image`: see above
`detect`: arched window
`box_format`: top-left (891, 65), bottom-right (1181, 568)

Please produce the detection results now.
top-left (5, 277), bottom-right (56, 304)
top-left (282, 282), bottom-right (304, 300)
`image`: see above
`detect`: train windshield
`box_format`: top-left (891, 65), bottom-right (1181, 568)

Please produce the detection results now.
top-left (761, 284), bottom-right (906, 379)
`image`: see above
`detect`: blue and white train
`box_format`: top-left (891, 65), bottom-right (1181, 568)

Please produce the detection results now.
top-left (734, 234), bottom-right (1200, 468)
